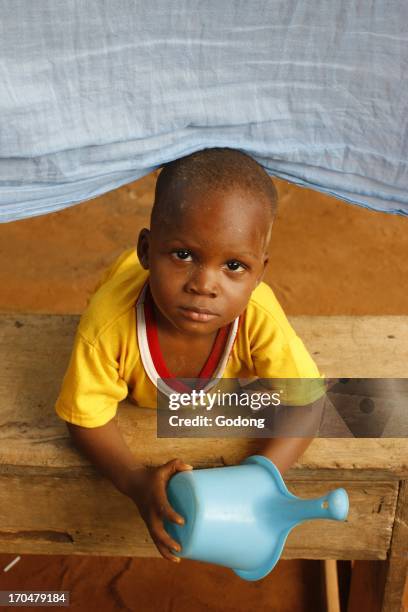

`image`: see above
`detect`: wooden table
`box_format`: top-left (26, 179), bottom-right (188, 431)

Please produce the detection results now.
top-left (0, 315), bottom-right (407, 611)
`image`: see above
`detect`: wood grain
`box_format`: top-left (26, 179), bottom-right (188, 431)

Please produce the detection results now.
top-left (0, 475), bottom-right (397, 560)
top-left (0, 311), bottom-right (407, 612)
top-left (1, 314), bottom-right (408, 478)
top-left (381, 481), bottom-right (408, 612)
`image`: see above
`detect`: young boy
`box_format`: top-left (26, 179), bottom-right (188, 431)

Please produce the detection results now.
top-left (55, 148), bottom-right (321, 562)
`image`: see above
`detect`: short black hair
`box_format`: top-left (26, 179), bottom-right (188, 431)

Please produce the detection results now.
top-left (151, 147), bottom-right (277, 227)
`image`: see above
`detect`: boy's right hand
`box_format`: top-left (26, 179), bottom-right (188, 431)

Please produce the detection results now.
top-left (125, 458), bottom-right (193, 562)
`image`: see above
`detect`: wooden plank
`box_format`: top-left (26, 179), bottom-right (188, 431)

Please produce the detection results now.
top-left (285, 481), bottom-right (397, 560)
top-left (291, 316), bottom-right (408, 378)
top-left (1, 314), bottom-right (407, 477)
top-left (0, 313), bottom-right (406, 568)
top-left (1, 402), bottom-right (407, 479)
top-left (0, 476), bottom-right (397, 559)
top-left (2, 314), bottom-right (408, 384)
top-left (347, 483), bottom-right (408, 612)
top-left (381, 481), bottom-right (408, 612)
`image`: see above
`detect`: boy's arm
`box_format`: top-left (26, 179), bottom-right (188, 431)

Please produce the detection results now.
top-left (257, 380), bottom-right (350, 471)
top-left (257, 436), bottom-right (313, 474)
top-left (66, 418), bottom-right (192, 562)
top-left (245, 380), bottom-right (327, 473)
top-left (66, 418), bottom-right (143, 495)
top-left (254, 394), bottom-right (322, 473)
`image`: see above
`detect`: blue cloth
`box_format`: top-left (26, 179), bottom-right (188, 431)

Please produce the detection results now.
top-left (1, 1), bottom-right (407, 222)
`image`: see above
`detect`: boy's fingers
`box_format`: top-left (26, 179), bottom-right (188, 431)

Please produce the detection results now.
top-left (176, 459), bottom-right (194, 471)
top-left (159, 499), bottom-right (185, 526)
top-left (156, 540), bottom-right (181, 563)
top-left (161, 459), bottom-right (193, 476)
top-left (150, 519), bottom-right (182, 555)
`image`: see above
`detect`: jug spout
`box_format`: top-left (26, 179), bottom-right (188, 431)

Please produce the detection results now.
top-left (287, 488), bottom-right (349, 522)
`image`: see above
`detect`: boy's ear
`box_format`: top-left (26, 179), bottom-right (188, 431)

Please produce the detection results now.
top-left (137, 228), bottom-right (151, 269)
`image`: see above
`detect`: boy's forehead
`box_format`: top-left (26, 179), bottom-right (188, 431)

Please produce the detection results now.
top-left (153, 188), bottom-right (272, 252)
top-left (155, 183), bottom-right (273, 229)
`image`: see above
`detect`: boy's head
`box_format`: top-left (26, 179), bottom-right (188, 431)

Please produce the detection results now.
top-left (137, 147), bottom-right (277, 336)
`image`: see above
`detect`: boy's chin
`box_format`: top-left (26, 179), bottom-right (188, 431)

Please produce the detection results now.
top-left (170, 314), bottom-right (225, 336)
top-left (175, 319), bottom-right (220, 335)
top-left (163, 308), bottom-right (238, 335)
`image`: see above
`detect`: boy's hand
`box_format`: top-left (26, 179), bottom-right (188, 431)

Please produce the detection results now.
top-left (64, 421), bottom-right (192, 561)
top-left (126, 458), bottom-right (193, 562)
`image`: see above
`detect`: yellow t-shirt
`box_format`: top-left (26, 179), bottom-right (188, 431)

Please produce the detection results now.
top-left (55, 248), bottom-right (322, 427)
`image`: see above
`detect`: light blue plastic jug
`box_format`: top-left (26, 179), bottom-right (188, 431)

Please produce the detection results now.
top-left (165, 455), bottom-right (349, 581)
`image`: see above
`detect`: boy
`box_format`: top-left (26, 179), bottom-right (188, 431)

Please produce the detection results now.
top-left (56, 148), bottom-right (321, 562)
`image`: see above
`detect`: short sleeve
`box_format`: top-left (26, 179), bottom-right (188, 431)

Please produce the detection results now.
top-left (250, 308), bottom-right (325, 405)
top-left (248, 295), bottom-right (319, 378)
top-left (55, 332), bottom-right (129, 428)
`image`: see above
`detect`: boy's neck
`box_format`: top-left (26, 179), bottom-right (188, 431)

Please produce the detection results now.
top-left (147, 291), bottom-right (223, 379)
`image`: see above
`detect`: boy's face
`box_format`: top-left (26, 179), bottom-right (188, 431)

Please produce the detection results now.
top-left (138, 186), bottom-right (273, 337)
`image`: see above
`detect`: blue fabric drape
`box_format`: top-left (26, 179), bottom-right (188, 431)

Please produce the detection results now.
top-left (0, 1), bottom-right (407, 222)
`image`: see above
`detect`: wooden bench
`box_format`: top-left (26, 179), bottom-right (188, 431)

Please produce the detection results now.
top-left (1, 314), bottom-right (407, 611)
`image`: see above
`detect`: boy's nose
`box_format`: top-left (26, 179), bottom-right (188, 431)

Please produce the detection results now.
top-left (185, 267), bottom-right (218, 297)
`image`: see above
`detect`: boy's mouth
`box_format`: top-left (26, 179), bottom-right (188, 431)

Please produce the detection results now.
top-left (179, 306), bottom-right (219, 322)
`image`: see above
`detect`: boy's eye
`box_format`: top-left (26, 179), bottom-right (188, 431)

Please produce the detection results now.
top-left (226, 260), bottom-right (245, 272)
top-left (173, 249), bottom-right (192, 261)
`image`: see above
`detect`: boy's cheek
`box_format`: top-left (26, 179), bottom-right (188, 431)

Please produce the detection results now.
top-left (222, 291), bottom-right (251, 320)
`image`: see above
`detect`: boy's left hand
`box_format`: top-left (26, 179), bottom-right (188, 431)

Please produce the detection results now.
top-left (124, 458), bottom-right (193, 562)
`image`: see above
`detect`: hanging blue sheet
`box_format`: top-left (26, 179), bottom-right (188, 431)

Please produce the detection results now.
top-left (0, 1), bottom-right (407, 222)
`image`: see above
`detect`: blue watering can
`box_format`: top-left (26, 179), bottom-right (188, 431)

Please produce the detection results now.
top-left (165, 455), bottom-right (349, 581)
